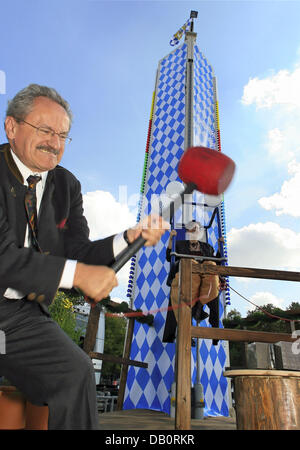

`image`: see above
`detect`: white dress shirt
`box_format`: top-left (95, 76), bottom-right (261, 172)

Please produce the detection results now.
top-left (4, 149), bottom-right (128, 299)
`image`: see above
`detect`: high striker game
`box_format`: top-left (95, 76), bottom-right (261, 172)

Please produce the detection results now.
top-left (123, 14), bottom-right (231, 416)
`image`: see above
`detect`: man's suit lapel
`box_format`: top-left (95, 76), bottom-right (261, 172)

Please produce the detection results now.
top-left (2, 143), bottom-right (24, 184)
top-left (1, 144), bottom-right (63, 259)
top-left (0, 144), bottom-right (28, 246)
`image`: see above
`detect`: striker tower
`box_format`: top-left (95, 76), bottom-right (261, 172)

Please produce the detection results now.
top-left (123, 14), bottom-right (231, 416)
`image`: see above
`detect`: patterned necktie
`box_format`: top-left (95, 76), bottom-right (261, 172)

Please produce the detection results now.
top-left (25, 175), bottom-right (42, 252)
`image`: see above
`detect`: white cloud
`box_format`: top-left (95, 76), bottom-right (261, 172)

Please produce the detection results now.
top-left (227, 222), bottom-right (300, 313)
top-left (82, 189), bottom-right (137, 288)
top-left (242, 61), bottom-right (300, 165)
top-left (259, 160), bottom-right (300, 216)
top-left (247, 291), bottom-right (285, 311)
top-left (227, 221), bottom-right (300, 271)
top-left (241, 67), bottom-right (300, 110)
top-left (241, 55), bottom-right (300, 213)
top-left (265, 128), bottom-right (296, 163)
top-left (82, 190), bottom-right (136, 240)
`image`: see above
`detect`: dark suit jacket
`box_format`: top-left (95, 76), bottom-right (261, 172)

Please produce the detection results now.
top-left (0, 143), bottom-right (115, 306)
top-left (166, 240), bottom-right (215, 286)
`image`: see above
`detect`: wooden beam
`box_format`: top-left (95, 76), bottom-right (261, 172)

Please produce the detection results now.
top-left (99, 298), bottom-right (149, 317)
top-left (175, 259), bottom-right (192, 430)
top-left (192, 264), bottom-right (300, 282)
top-left (191, 326), bottom-right (297, 343)
top-left (89, 351), bottom-right (148, 368)
top-left (117, 318), bottom-right (135, 411)
top-left (107, 299), bottom-right (136, 313)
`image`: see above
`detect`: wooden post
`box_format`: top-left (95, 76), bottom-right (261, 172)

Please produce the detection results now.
top-left (83, 305), bottom-right (101, 354)
top-left (83, 301), bottom-right (149, 413)
top-left (83, 299), bottom-right (137, 355)
top-left (117, 317), bottom-right (135, 410)
top-left (175, 259), bottom-right (192, 430)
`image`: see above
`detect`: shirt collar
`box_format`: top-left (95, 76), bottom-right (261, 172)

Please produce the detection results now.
top-left (10, 148), bottom-right (48, 187)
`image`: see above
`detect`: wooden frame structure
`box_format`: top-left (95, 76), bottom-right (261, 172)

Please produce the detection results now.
top-left (175, 258), bottom-right (299, 430)
top-left (83, 259), bottom-right (299, 429)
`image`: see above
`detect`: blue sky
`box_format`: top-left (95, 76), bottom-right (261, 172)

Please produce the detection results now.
top-left (1, 0), bottom-right (300, 316)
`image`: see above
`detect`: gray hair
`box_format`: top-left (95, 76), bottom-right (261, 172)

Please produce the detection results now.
top-left (6, 83), bottom-right (73, 127)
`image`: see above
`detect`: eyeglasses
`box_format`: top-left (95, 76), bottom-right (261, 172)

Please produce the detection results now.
top-left (16, 119), bottom-right (72, 144)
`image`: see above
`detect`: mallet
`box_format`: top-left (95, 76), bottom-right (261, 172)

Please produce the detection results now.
top-left (111, 146), bottom-right (235, 273)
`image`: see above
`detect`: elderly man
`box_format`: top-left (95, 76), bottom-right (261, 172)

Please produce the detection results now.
top-left (0, 84), bottom-right (168, 429)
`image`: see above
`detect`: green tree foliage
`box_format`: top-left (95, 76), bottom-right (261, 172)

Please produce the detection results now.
top-left (224, 309), bottom-right (242, 325)
top-left (286, 301), bottom-right (300, 311)
top-left (49, 291), bottom-right (84, 345)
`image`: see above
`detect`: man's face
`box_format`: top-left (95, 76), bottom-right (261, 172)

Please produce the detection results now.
top-left (5, 96), bottom-right (70, 173)
top-left (185, 222), bottom-right (205, 241)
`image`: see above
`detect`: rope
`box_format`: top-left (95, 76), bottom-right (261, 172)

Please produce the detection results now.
top-left (88, 279), bottom-right (300, 324)
top-left (228, 285), bottom-right (300, 323)
top-left (105, 295), bottom-right (201, 320)
top-left (104, 283), bottom-right (300, 325)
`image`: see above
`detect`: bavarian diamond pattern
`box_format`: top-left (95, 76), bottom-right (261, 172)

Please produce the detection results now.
top-left (193, 46), bottom-right (216, 149)
top-left (124, 41), bottom-right (230, 417)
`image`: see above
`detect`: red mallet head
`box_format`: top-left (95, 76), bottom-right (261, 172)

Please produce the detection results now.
top-left (178, 146), bottom-right (235, 195)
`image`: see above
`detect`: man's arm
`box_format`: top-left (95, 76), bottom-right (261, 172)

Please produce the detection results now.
top-left (62, 175), bottom-right (169, 267)
top-left (165, 229), bottom-right (177, 262)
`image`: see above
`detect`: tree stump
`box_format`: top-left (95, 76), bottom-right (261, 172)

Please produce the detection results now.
top-left (224, 369), bottom-right (300, 430)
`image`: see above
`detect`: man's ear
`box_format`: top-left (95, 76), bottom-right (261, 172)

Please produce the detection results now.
top-left (4, 116), bottom-right (18, 140)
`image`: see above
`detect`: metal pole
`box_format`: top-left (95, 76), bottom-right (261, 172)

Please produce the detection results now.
top-left (194, 321), bottom-right (204, 419)
top-left (184, 24), bottom-right (205, 422)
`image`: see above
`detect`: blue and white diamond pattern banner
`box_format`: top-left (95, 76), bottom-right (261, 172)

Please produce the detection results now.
top-left (193, 46), bottom-right (216, 149)
top-left (193, 206), bottom-right (229, 416)
top-left (124, 44), bottom-right (187, 413)
top-left (123, 41), bottom-right (229, 417)
top-left (190, 46), bottom-right (229, 416)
